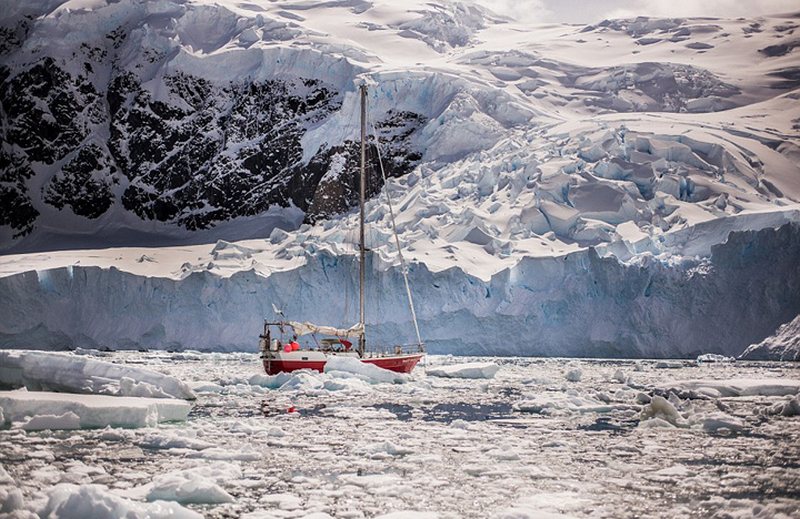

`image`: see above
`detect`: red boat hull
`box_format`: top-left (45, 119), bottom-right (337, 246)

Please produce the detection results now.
top-left (263, 353), bottom-right (424, 375)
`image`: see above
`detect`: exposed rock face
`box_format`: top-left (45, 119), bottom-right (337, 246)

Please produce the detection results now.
top-left (0, 57), bottom-right (424, 236)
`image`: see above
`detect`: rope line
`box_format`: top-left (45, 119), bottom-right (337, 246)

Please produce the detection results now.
top-left (365, 95), bottom-right (424, 350)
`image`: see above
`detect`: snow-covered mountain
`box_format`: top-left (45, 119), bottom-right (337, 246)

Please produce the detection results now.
top-left (1, 0), bottom-right (799, 357)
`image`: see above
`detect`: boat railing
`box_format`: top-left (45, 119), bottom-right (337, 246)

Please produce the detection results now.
top-left (366, 342), bottom-right (426, 356)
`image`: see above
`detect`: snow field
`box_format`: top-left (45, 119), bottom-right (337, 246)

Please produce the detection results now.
top-left (0, 351), bottom-right (798, 518)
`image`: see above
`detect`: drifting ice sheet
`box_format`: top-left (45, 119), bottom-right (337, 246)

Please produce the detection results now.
top-left (426, 362), bottom-right (500, 379)
top-left (670, 378), bottom-right (800, 398)
top-left (0, 391), bottom-right (191, 429)
top-left (0, 350), bottom-right (196, 400)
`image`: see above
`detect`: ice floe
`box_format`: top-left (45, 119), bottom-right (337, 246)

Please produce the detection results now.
top-left (0, 391), bottom-right (191, 429)
top-left (426, 362), bottom-right (499, 379)
top-left (41, 484), bottom-right (202, 519)
top-left (0, 350), bottom-right (195, 400)
top-left (670, 378), bottom-right (800, 397)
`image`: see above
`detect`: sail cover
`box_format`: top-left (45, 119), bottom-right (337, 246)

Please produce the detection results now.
top-left (287, 321), bottom-right (364, 338)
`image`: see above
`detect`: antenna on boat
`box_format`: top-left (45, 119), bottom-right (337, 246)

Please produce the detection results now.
top-left (358, 82), bottom-right (367, 358)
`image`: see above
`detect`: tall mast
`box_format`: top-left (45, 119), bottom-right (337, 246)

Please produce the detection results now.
top-left (358, 84), bottom-right (367, 357)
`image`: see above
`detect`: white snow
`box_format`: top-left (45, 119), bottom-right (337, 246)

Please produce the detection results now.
top-left (426, 362), bottom-right (499, 379)
top-left (0, 350), bottom-right (196, 400)
top-left (0, 391), bottom-right (191, 429)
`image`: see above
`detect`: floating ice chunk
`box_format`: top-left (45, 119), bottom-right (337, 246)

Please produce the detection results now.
top-left (187, 447), bottom-right (261, 461)
top-left (487, 448), bottom-right (520, 461)
top-left (138, 432), bottom-right (215, 451)
top-left (323, 377), bottom-right (372, 392)
top-left (767, 395), bottom-right (800, 417)
top-left (98, 427), bottom-right (133, 441)
top-left (375, 512), bottom-right (439, 519)
top-left (0, 391), bottom-right (190, 429)
top-left (0, 464), bottom-right (13, 485)
top-left (516, 392), bottom-right (629, 415)
top-left (0, 350), bottom-right (195, 400)
top-left (654, 361), bottom-right (683, 369)
top-left (696, 354), bottom-right (735, 363)
top-left (639, 395), bottom-right (687, 427)
top-left (363, 441), bottom-right (414, 457)
top-left (324, 357), bottom-right (408, 384)
top-left (276, 372), bottom-right (326, 391)
top-left (612, 370), bottom-right (627, 383)
top-left (426, 362), bottom-right (499, 379)
top-left (494, 491), bottom-right (591, 518)
top-left (20, 411), bottom-right (81, 431)
top-left (190, 381), bottom-right (225, 393)
top-left (693, 412), bottom-right (746, 433)
top-left (146, 472), bottom-right (234, 504)
top-left (249, 372), bottom-right (295, 389)
top-left (119, 377), bottom-right (172, 399)
top-left (0, 487), bottom-right (25, 514)
top-left (42, 484), bottom-right (202, 519)
top-left (670, 379), bottom-right (800, 397)
top-left (258, 493), bottom-right (303, 510)
top-left (565, 369), bottom-right (582, 382)
top-left (637, 417), bottom-right (676, 429)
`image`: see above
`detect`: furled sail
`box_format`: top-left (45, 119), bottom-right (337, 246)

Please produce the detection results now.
top-left (287, 321), bottom-right (364, 338)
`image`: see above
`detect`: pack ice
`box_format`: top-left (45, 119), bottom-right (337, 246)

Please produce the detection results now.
top-left (0, 1), bottom-right (799, 358)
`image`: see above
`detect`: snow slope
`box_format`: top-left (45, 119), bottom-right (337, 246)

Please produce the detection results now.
top-left (1, 1), bottom-right (800, 357)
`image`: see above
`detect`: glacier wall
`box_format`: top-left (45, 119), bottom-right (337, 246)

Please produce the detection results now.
top-left (1, 223), bottom-right (799, 358)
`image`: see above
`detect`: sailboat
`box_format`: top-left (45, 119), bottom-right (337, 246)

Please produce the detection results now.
top-left (259, 83), bottom-right (426, 375)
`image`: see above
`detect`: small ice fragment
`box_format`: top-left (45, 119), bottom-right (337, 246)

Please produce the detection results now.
top-left (768, 395), bottom-right (800, 417)
top-left (639, 395), bottom-right (686, 427)
top-left (565, 369), bottom-right (582, 382)
top-left (20, 411), bottom-right (81, 431)
top-left (696, 354), bottom-right (735, 363)
top-left (147, 473), bottom-right (234, 504)
top-left (42, 484), bottom-right (202, 518)
top-left (324, 357), bottom-right (408, 384)
top-left (638, 417), bottom-right (676, 429)
top-left (427, 362), bottom-right (499, 379)
top-left (0, 487), bottom-right (25, 513)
